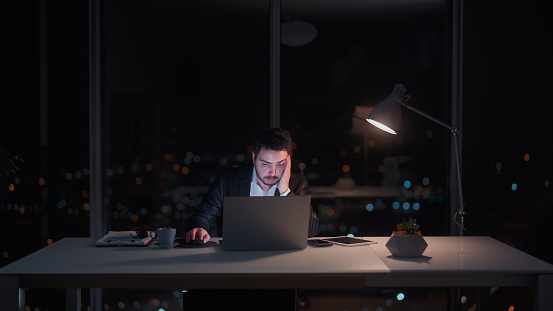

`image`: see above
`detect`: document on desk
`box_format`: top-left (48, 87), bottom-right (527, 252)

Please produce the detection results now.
top-left (95, 231), bottom-right (154, 246)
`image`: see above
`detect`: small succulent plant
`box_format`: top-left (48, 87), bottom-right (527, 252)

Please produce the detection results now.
top-left (394, 217), bottom-right (420, 235)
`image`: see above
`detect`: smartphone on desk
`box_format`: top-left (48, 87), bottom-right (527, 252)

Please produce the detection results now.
top-left (308, 239), bottom-right (333, 247)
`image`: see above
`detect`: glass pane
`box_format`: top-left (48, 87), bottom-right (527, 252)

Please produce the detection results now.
top-left (281, 1), bottom-right (449, 236)
top-left (101, 0), bottom-right (269, 234)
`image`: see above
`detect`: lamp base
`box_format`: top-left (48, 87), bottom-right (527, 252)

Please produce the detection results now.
top-left (385, 233), bottom-right (428, 258)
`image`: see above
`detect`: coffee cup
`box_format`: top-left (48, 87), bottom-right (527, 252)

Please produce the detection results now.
top-left (150, 228), bottom-right (176, 247)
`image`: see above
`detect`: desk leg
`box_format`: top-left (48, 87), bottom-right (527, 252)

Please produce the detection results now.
top-left (535, 274), bottom-right (553, 311)
top-left (66, 288), bottom-right (81, 311)
top-left (90, 288), bottom-right (103, 311)
top-left (19, 287), bottom-right (26, 311)
top-left (0, 276), bottom-right (24, 311)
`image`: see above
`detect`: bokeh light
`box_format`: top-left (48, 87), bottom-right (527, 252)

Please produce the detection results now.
top-left (172, 164), bottom-right (180, 171)
top-left (523, 153), bottom-right (530, 161)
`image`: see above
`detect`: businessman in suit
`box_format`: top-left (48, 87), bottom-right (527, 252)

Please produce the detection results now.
top-left (185, 127), bottom-right (319, 243)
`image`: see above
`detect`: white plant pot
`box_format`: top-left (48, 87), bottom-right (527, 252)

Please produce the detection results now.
top-left (385, 233), bottom-right (428, 258)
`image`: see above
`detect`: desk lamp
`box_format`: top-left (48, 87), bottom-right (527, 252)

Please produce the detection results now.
top-left (366, 84), bottom-right (465, 234)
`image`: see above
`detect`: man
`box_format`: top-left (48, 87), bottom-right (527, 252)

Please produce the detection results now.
top-left (185, 127), bottom-right (319, 243)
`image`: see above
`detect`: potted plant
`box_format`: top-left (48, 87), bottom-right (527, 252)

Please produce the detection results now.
top-left (385, 217), bottom-right (428, 258)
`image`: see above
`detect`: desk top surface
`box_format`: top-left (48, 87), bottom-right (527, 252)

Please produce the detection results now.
top-left (1, 236), bottom-right (552, 277)
top-left (0, 237), bottom-right (389, 276)
top-left (368, 236), bottom-right (553, 274)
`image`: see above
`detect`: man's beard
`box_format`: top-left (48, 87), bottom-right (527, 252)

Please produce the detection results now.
top-left (256, 170), bottom-right (280, 187)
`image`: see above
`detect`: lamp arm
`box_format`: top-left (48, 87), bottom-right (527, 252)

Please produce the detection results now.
top-left (399, 99), bottom-right (458, 134)
top-left (452, 132), bottom-right (465, 233)
top-left (398, 97), bottom-right (465, 233)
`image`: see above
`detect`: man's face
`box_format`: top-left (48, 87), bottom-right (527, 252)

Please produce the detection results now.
top-left (252, 148), bottom-right (288, 187)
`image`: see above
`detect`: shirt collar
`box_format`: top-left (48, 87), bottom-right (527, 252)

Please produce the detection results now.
top-left (250, 166), bottom-right (277, 196)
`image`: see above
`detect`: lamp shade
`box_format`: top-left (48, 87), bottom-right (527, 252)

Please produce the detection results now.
top-left (366, 84), bottom-right (406, 135)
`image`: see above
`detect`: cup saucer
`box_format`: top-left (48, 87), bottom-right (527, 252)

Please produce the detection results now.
top-left (159, 242), bottom-right (179, 249)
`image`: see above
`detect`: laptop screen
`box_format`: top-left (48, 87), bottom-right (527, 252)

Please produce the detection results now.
top-left (221, 196), bottom-right (311, 251)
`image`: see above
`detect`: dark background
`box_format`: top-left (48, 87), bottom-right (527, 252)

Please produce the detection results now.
top-left (1, 0), bottom-right (552, 310)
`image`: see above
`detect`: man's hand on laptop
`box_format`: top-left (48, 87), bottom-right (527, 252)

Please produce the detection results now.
top-left (186, 228), bottom-right (210, 244)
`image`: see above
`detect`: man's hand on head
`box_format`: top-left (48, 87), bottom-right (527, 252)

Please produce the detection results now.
top-left (278, 154), bottom-right (291, 195)
top-left (186, 228), bottom-right (210, 244)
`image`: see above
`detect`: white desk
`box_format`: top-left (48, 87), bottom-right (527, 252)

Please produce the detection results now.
top-left (367, 237), bottom-right (553, 287)
top-left (1, 236), bottom-right (552, 311)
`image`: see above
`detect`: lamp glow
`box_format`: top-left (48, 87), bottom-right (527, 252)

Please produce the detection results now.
top-left (367, 119), bottom-right (397, 135)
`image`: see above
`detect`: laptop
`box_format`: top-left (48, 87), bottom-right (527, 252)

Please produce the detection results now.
top-left (221, 196), bottom-right (311, 251)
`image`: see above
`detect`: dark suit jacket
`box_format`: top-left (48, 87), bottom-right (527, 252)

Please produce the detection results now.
top-left (186, 165), bottom-right (319, 237)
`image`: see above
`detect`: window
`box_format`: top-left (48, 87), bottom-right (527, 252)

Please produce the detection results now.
top-left (100, 0), bottom-right (270, 233)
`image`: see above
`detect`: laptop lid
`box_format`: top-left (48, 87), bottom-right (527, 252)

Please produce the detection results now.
top-left (222, 196), bottom-right (311, 251)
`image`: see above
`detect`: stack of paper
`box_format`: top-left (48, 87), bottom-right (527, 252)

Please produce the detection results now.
top-left (95, 231), bottom-right (154, 246)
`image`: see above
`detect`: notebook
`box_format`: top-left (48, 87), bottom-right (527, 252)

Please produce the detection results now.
top-left (221, 196), bottom-right (311, 251)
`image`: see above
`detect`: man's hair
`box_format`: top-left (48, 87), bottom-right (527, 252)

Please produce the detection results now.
top-left (253, 128), bottom-right (292, 155)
